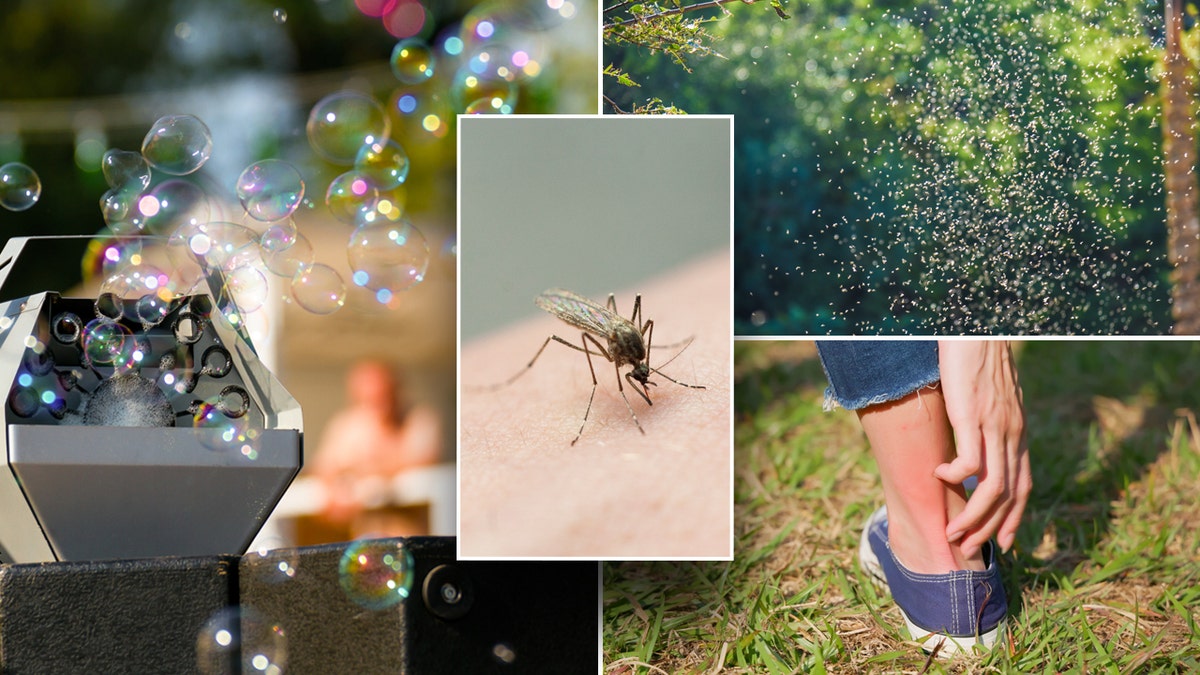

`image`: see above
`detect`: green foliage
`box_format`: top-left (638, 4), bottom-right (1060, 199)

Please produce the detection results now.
top-left (606, 0), bottom-right (1175, 334)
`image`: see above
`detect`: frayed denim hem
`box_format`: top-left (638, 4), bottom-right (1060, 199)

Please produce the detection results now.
top-left (816, 340), bottom-right (942, 412)
top-left (822, 375), bottom-right (942, 411)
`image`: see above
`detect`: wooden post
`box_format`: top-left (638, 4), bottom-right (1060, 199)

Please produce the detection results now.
top-left (1164, 0), bottom-right (1200, 333)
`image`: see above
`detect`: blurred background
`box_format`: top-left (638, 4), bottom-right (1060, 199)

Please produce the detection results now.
top-left (0, 0), bottom-right (597, 545)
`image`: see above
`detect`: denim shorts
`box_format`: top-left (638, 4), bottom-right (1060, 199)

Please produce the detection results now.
top-left (815, 341), bottom-right (940, 410)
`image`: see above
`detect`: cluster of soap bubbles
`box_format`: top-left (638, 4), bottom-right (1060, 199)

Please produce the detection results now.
top-left (306, 91), bottom-right (431, 306)
top-left (377, 0), bottom-right (578, 143)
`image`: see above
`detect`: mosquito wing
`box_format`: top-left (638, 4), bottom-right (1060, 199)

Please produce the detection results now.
top-left (535, 288), bottom-right (626, 337)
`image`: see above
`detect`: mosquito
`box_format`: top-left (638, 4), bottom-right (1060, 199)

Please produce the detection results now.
top-left (489, 288), bottom-right (705, 446)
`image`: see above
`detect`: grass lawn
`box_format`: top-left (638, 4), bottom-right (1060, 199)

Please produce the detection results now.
top-left (603, 340), bottom-right (1200, 674)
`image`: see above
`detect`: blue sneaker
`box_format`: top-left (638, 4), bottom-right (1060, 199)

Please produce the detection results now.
top-left (858, 505), bottom-right (1007, 656)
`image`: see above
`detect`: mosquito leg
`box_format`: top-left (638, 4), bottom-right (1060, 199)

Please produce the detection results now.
top-left (607, 293), bottom-right (618, 314)
top-left (481, 334), bottom-right (607, 391)
top-left (572, 333), bottom-right (604, 446)
top-left (632, 294), bottom-right (642, 328)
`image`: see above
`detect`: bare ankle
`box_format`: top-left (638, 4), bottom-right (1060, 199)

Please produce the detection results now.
top-left (887, 511), bottom-right (986, 574)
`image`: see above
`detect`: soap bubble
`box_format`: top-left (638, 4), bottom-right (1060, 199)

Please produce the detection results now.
top-left (262, 229), bottom-right (314, 278)
top-left (390, 39), bottom-right (436, 84)
top-left (142, 114), bottom-right (213, 176)
top-left (291, 263), bottom-right (346, 315)
top-left (272, 8), bottom-right (287, 23)
top-left (100, 184), bottom-right (145, 233)
top-left (355, 140), bottom-right (410, 191)
top-left (222, 264), bottom-right (269, 314)
top-left (171, 221), bottom-right (260, 272)
top-left (258, 218), bottom-right (298, 253)
top-left (140, 179), bottom-right (211, 236)
top-left (196, 607), bottom-right (287, 675)
top-left (249, 538), bottom-right (300, 584)
top-left (306, 92), bottom-right (390, 165)
top-left (390, 88), bottom-right (453, 142)
top-left (348, 220), bottom-right (430, 300)
top-left (0, 162), bottom-right (41, 212)
top-left (451, 58), bottom-right (518, 113)
top-left (101, 150), bottom-right (152, 190)
top-left (326, 171), bottom-right (379, 224)
top-left (237, 159), bottom-right (305, 222)
top-left (81, 317), bottom-right (132, 366)
top-left (338, 539), bottom-right (415, 610)
top-left (82, 234), bottom-right (145, 284)
top-left (98, 263), bottom-right (173, 323)
top-left (193, 398), bottom-right (251, 450)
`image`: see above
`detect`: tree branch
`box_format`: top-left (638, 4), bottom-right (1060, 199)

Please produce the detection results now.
top-left (604, 0), bottom-right (743, 28)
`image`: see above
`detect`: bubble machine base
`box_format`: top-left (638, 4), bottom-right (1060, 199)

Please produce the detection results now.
top-left (0, 536), bottom-right (600, 673)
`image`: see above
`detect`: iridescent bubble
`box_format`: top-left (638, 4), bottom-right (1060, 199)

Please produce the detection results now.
top-left (338, 539), bottom-right (415, 610)
top-left (193, 398), bottom-right (250, 451)
top-left (464, 98), bottom-right (510, 115)
top-left (390, 88), bottom-right (453, 142)
top-left (237, 159), bottom-right (305, 222)
top-left (135, 293), bottom-right (173, 328)
top-left (222, 264), bottom-right (269, 314)
top-left (81, 317), bottom-right (132, 366)
top-left (98, 263), bottom-right (173, 323)
top-left (259, 219), bottom-right (298, 253)
top-left (291, 263), bottom-right (346, 315)
top-left (262, 230), bottom-right (314, 278)
top-left (355, 140), bottom-right (410, 191)
top-left (451, 59), bottom-right (518, 113)
top-left (249, 538), bottom-right (300, 584)
top-left (170, 221), bottom-right (260, 272)
top-left (196, 607), bottom-right (287, 675)
top-left (347, 220), bottom-right (430, 300)
top-left (272, 8), bottom-right (287, 23)
top-left (0, 162), bottom-right (41, 212)
top-left (464, 0), bottom-right (570, 37)
top-left (142, 114), bottom-right (213, 176)
top-left (353, 185), bottom-right (407, 227)
top-left (101, 150), bottom-right (152, 190)
top-left (441, 233), bottom-right (457, 258)
top-left (390, 39), bottom-right (436, 85)
top-left (100, 184), bottom-right (145, 233)
top-left (306, 92), bottom-right (390, 165)
top-left (326, 171), bottom-right (379, 224)
top-left (97, 236), bottom-right (145, 279)
top-left (140, 179), bottom-right (211, 236)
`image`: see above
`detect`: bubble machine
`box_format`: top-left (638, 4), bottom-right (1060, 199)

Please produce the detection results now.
top-left (0, 235), bottom-right (302, 563)
top-left (0, 237), bottom-right (597, 673)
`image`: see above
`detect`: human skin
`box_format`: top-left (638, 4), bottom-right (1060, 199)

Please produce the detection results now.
top-left (858, 387), bottom-right (987, 573)
top-left (458, 251), bottom-right (731, 558)
top-left (933, 340), bottom-right (1031, 559)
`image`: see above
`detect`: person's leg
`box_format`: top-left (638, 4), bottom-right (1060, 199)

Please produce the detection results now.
top-left (857, 387), bottom-right (985, 573)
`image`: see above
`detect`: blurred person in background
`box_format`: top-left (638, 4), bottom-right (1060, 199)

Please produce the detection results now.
top-left (313, 360), bottom-right (441, 538)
